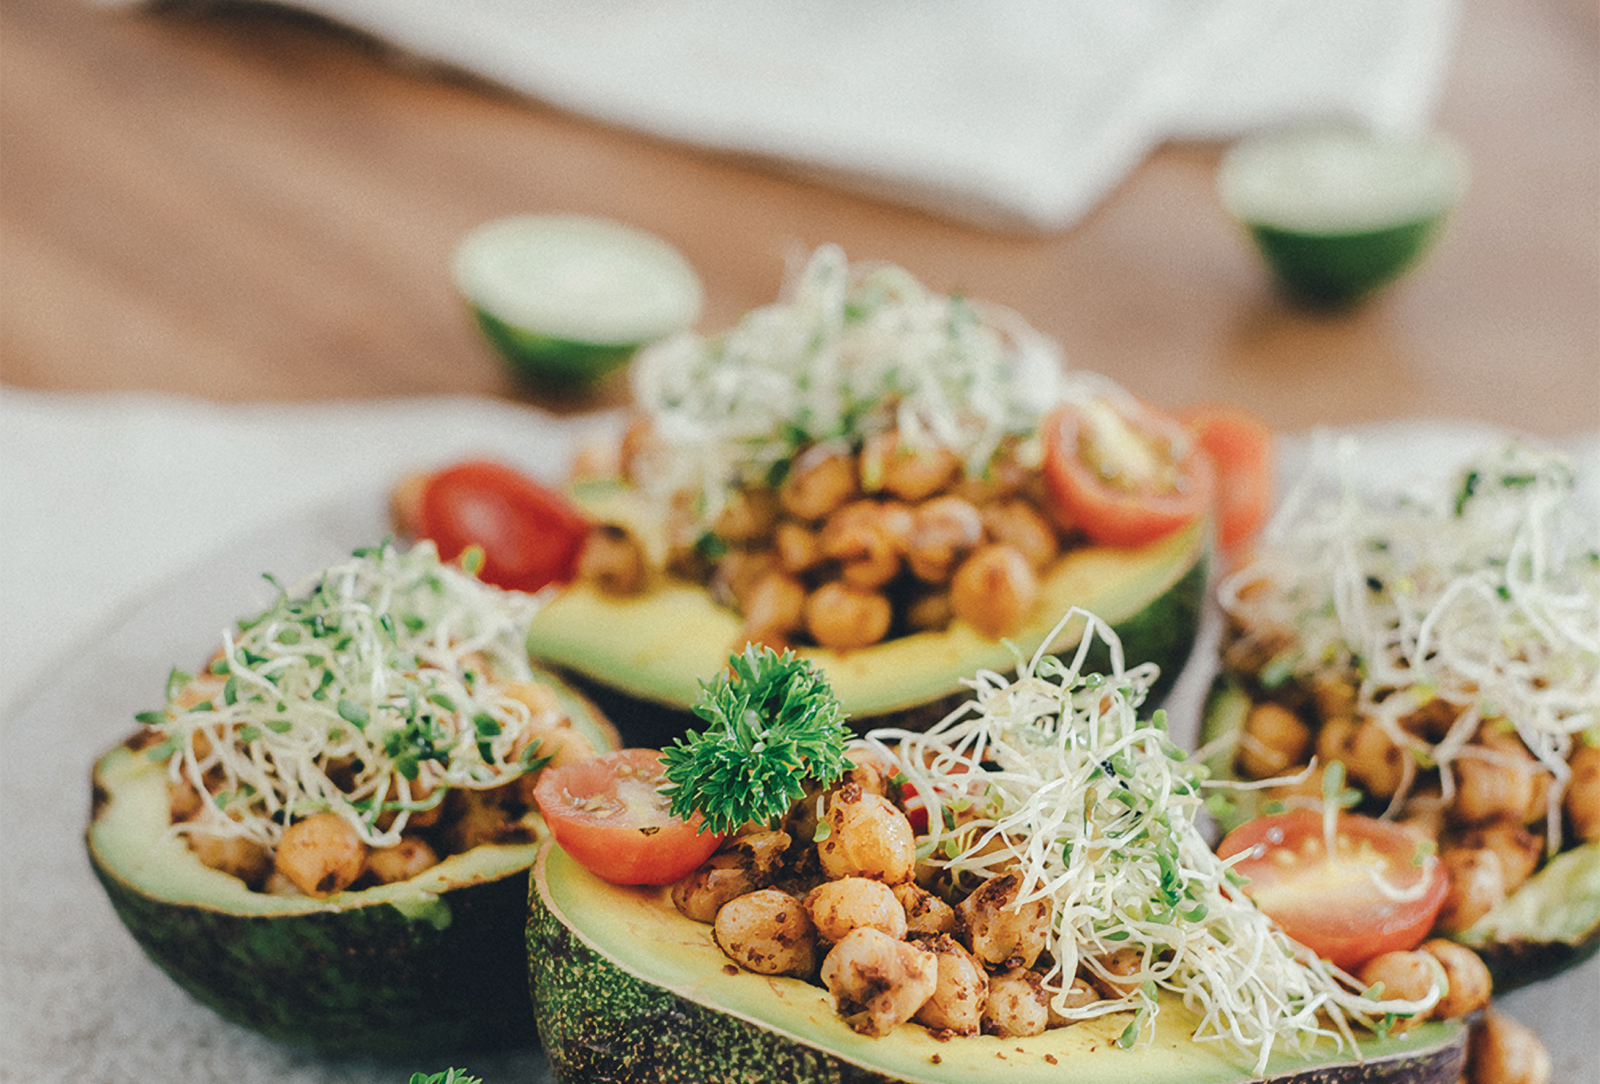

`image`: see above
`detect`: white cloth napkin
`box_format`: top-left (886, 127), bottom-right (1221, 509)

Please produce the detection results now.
top-left (94, 0), bottom-right (1462, 230)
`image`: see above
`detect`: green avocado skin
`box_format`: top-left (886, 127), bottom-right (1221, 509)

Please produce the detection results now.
top-left (528, 885), bottom-right (895, 1084)
top-left (566, 553), bottom-right (1208, 751)
top-left (91, 855), bottom-right (534, 1057)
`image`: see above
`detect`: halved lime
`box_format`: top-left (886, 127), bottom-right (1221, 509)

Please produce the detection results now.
top-left (1217, 122), bottom-right (1467, 307)
top-left (452, 214), bottom-right (704, 388)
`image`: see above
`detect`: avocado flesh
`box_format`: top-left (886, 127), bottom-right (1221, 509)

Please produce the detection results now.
top-left (528, 483), bottom-right (1207, 740)
top-left (1199, 678), bottom-right (1600, 991)
top-left (528, 842), bottom-right (1466, 1084)
top-left (87, 674), bottom-right (617, 1056)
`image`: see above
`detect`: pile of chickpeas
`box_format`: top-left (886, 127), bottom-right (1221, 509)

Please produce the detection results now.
top-left (145, 673), bottom-right (595, 899)
top-left (669, 756), bottom-right (1493, 1050)
top-left (579, 427), bottom-right (1078, 650)
top-left (1221, 610), bottom-right (1600, 942)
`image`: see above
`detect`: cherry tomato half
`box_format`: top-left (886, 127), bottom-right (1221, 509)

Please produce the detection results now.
top-left (1179, 404), bottom-right (1274, 565)
top-left (1042, 398), bottom-right (1215, 547)
top-left (532, 748), bottom-right (724, 886)
top-left (417, 460), bottom-right (591, 593)
top-left (1217, 809), bottom-right (1448, 972)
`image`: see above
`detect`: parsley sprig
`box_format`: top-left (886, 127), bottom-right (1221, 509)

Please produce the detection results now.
top-left (660, 644), bottom-right (851, 836)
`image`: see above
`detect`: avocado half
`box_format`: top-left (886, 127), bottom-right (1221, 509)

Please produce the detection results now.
top-left (527, 841), bottom-right (1466, 1084)
top-left (86, 672), bottom-right (617, 1058)
top-left (1200, 679), bottom-right (1600, 991)
top-left (527, 482), bottom-right (1208, 745)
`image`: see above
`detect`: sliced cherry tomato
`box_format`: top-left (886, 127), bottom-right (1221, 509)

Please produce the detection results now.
top-left (1217, 809), bottom-right (1448, 972)
top-left (1179, 404), bottom-right (1274, 565)
top-left (532, 749), bottom-right (724, 886)
top-left (417, 460), bottom-right (591, 593)
top-left (1041, 398), bottom-right (1215, 547)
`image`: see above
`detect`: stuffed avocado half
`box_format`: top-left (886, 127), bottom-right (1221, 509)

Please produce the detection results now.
top-left (525, 245), bottom-right (1218, 743)
top-left (86, 541), bottom-right (619, 1056)
top-left (528, 843), bottom-right (1465, 1084)
top-left (1198, 438), bottom-right (1600, 992)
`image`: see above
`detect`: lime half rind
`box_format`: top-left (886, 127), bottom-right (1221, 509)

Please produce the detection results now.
top-left (1218, 123), bottom-right (1467, 308)
top-left (453, 214), bottom-right (704, 388)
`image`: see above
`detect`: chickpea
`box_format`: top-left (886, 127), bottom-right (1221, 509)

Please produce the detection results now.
top-left (912, 935), bottom-right (989, 1036)
top-left (906, 495), bottom-right (984, 583)
top-left (168, 778), bottom-right (205, 823)
top-left (274, 812), bottom-right (367, 898)
top-left (1452, 729), bottom-right (1550, 828)
top-left (957, 873), bottom-right (1051, 970)
top-left (819, 927), bottom-right (937, 1037)
top-left (1316, 716), bottom-right (1358, 769)
top-left (804, 582), bottom-right (893, 651)
top-left (364, 836), bottom-right (440, 884)
top-left (980, 500), bottom-right (1060, 571)
top-left (740, 572), bottom-right (807, 644)
top-left (1087, 946), bottom-right (1145, 1001)
top-left (1397, 784), bottom-right (1450, 842)
top-left (1447, 821), bottom-right (1542, 893)
top-left (1467, 1009), bottom-right (1552, 1084)
top-left (376, 774), bottom-right (444, 832)
top-left (1356, 950), bottom-right (1444, 1033)
top-left (1046, 977), bottom-right (1101, 1028)
top-left (673, 857), bottom-right (757, 924)
top-left (712, 548), bottom-right (777, 610)
top-left (806, 878), bottom-right (907, 943)
top-left (822, 501), bottom-right (905, 590)
top-left (818, 783), bottom-right (917, 884)
top-left (982, 967), bottom-right (1050, 1039)
top-left (1435, 846), bottom-right (1508, 934)
top-left (893, 881), bottom-right (956, 937)
top-left (774, 521), bottom-right (824, 574)
top-left (859, 430), bottom-right (961, 502)
top-left (441, 787), bottom-right (532, 854)
top-left (1236, 701), bottom-right (1313, 780)
top-left (780, 449), bottom-right (859, 522)
top-left (1420, 939), bottom-right (1491, 1020)
top-left (575, 523), bottom-right (646, 596)
top-left (1344, 717), bottom-right (1409, 801)
top-left (1563, 740), bottom-right (1600, 843)
top-left (714, 488), bottom-right (779, 544)
top-left (949, 544), bottom-right (1039, 638)
top-left (187, 828), bottom-right (272, 888)
top-left (1401, 697), bottom-right (1465, 742)
top-left (713, 888), bottom-right (817, 977)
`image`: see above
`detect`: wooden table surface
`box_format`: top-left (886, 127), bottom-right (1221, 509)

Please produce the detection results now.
top-left (2, 0), bottom-right (1596, 436)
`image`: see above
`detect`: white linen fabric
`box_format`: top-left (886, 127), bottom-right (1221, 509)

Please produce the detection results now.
top-left (93, 0), bottom-right (1462, 230)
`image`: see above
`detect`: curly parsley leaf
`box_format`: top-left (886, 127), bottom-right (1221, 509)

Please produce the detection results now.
top-left (660, 643), bottom-right (851, 836)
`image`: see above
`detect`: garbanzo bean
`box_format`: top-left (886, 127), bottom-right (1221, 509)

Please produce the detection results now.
top-left (1452, 729), bottom-right (1550, 827)
top-left (906, 495), bottom-right (983, 583)
top-left (576, 522), bottom-right (647, 596)
top-left (980, 499), bottom-right (1060, 571)
top-left (860, 430), bottom-right (960, 502)
top-left (780, 448), bottom-right (859, 522)
top-left (912, 935), bottom-right (988, 1036)
top-left (818, 783), bottom-right (917, 884)
top-left (274, 812), bottom-right (366, 898)
top-left (893, 881), bottom-right (956, 937)
top-left (820, 927), bottom-right (937, 1037)
top-left (740, 571), bottom-right (807, 644)
top-left (188, 829), bottom-right (271, 888)
top-left (957, 872), bottom-right (1051, 970)
top-left (804, 582), bottom-right (893, 651)
top-left (1435, 846), bottom-right (1507, 934)
top-left (1356, 950), bottom-right (1444, 1033)
top-left (713, 888), bottom-right (816, 977)
top-left (805, 877), bottom-right (907, 942)
top-left (822, 501), bottom-right (905, 590)
top-left (1419, 938), bottom-right (1491, 1020)
top-left (1468, 1008), bottom-right (1552, 1084)
top-left (1563, 741), bottom-right (1600, 843)
top-left (364, 836), bottom-right (440, 884)
top-left (982, 967), bottom-right (1050, 1038)
top-left (1236, 701), bottom-right (1313, 780)
top-left (949, 543), bottom-right (1039, 638)
top-left (1344, 717), bottom-right (1408, 801)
